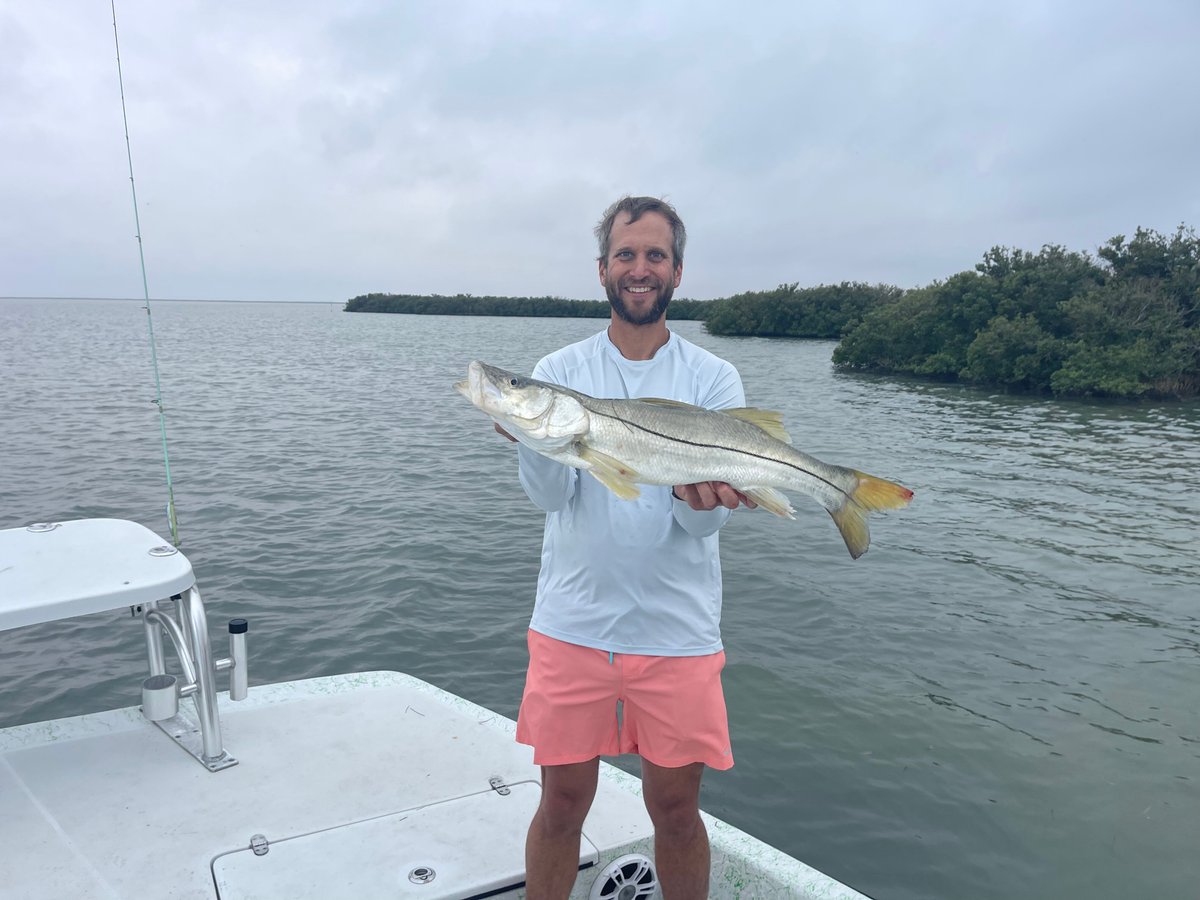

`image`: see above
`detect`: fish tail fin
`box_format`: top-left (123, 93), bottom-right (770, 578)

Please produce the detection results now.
top-left (829, 471), bottom-right (914, 559)
top-left (849, 471), bottom-right (914, 512)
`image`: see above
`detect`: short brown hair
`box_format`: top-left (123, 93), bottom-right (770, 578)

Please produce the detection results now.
top-left (594, 196), bottom-right (686, 266)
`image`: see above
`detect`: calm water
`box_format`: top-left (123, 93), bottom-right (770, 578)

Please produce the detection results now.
top-left (1, 298), bottom-right (1197, 900)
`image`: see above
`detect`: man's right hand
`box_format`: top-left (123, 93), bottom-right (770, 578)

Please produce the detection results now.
top-left (673, 481), bottom-right (758, 511)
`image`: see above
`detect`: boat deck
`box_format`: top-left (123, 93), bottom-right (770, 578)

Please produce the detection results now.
top-left (1, 672), bottom-right (871, 899)
top-left (0, 672), bottom-right (649, 899)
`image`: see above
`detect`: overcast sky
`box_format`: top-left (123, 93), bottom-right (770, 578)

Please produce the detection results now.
top-left (2, 1), bottom-right (1198, 302)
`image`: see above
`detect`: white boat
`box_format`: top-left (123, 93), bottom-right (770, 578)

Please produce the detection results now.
top-left (0, 517), bottom-right (871, 899)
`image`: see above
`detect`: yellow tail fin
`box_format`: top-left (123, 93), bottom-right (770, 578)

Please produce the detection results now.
top-left (829, 471), bottom-right (914, 559)
top-left (849, 471), bottom-right (914, 511)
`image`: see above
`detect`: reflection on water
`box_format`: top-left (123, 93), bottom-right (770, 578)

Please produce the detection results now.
top-left (1, 299), bottom-right (1197, 900)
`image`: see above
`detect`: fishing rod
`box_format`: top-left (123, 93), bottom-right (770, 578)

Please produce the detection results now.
top-left (111, 0), bottom-right (180, 547)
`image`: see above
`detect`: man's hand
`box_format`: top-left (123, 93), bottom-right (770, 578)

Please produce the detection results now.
top-left (672, 481), bottom-right (758, 511)
top-left (494, 422), bottom-right (518, 442)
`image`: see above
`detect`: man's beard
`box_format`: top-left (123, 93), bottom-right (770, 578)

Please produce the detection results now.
top-left (605, 279), bottom-right (673, 326)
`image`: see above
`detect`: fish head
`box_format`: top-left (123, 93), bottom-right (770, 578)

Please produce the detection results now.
top-left (456, 361), bottom-right (588, 449)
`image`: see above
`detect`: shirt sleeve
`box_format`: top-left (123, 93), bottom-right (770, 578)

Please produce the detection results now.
top-left (670, 360), bottom-right (747, 537)
top-left (515, 356), bottom-right (578, 512)
top-left (518, 444), bottom-right (577, 511)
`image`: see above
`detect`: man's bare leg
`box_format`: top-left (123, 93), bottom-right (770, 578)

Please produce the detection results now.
top-left (640, 758), bottom-right (709, 899)
top-left (525, 759), bottom-right (600, 900)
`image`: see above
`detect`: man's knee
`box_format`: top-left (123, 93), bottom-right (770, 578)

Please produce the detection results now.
top-left (644, 789), bottom-right (702, 836)
top-left (537, 761), bottom-right (599, 830)
top-left (641, 762), bottom-right (704, 836)
top-left (540, 781), bottom-right (593, 822)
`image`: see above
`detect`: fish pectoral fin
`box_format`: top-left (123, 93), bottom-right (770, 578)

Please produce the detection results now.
top-left (720, 408), bottom-right (791, 443)
top-left (741, 486), bottom-right (795, 519)
top-left (577, 446), bottom-right (641, 500)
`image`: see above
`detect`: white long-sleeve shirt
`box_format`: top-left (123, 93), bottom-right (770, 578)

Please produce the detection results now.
top-left (518, 327), bottom-right (745, 656)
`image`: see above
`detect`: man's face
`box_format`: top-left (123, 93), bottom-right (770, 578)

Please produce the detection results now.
top-left (599, 211), bottom-right (682, 326)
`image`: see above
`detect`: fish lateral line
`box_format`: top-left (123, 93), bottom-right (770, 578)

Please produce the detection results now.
top-left (589, 408), bottom-right (852, 500)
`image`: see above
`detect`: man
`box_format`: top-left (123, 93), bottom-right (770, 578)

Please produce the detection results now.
top-left (498, 196), bottom-right (755, 900)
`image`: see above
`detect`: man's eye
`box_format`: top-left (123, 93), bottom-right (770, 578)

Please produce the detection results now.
top-left (649, 251), bottom-right (665, 261)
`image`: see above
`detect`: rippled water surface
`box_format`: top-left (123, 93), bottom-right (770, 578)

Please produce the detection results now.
top-left (1, 298), bottom-right (1197, 900)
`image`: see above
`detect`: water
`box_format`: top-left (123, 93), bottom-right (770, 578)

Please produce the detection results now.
top-left (1, 298), bottom-right (1197, 900)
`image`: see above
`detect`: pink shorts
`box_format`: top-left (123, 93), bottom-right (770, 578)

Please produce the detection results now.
top-left (516, 629), bottom-right (733, 770)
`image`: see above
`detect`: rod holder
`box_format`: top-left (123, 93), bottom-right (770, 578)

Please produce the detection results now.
top-left (142, 673), bottom-right (179, 721)
top-left (228, 618), bottom-right (248, 701)
top-left (139, 587), bottom-right (239, 771)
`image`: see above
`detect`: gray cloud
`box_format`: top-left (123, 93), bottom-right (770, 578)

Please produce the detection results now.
top-left (2, 0), bottom-right (1197, 302)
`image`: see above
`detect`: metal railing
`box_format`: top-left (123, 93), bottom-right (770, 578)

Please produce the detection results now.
top-left (139, 589), bottom-right (248, 771)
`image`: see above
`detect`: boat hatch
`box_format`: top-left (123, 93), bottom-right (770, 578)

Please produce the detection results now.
top-left (211, 780), bottom-right (599, 899)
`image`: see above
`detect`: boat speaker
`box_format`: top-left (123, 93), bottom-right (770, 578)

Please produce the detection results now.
top-left (588, 853), bottom-right (658, 900)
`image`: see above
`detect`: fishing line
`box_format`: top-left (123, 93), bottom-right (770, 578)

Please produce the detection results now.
top-left (111, 0), bottom-right (180, 547)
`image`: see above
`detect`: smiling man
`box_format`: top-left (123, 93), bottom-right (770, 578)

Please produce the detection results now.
top-left (600, 202), bottom-right (680, 327)
top-left (490, 196), bottom-right (757, 899)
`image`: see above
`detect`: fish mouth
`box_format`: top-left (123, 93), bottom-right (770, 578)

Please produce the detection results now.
top-left (456, 360), bottom-right (505, 412)
top-left (454, 360), bottom-right (483, 403)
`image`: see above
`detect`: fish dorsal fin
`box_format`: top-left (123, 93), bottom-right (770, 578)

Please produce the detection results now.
top-left (577, 446), bottom-right (642, 500)
top-left (721, 408), bottom-right (791, 443)
top-left (638, 397), bottom-right (705, 412)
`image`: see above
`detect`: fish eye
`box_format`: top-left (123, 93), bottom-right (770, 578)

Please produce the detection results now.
top-left (509, 377), bottom-right (518, 386)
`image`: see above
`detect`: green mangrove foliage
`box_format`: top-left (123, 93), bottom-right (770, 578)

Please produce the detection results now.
top-left (701, 282), bottom-right (903, 338)
top-left (344, 292), bottom-right (712, 320)
top-left (344, 225), bottom-right (1198, 398)
top-left (833, 226), bottom-right (1199, 398)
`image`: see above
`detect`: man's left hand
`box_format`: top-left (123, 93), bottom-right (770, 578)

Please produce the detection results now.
top-left (673, 482), bottom-right (758, 511)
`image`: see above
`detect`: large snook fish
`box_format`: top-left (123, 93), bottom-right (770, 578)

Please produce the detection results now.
top-left (455, 360), bottom-right (913, 559)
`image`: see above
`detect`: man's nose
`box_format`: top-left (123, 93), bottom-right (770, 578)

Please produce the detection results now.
top-left (630, 253), bottom-right (653, 278)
